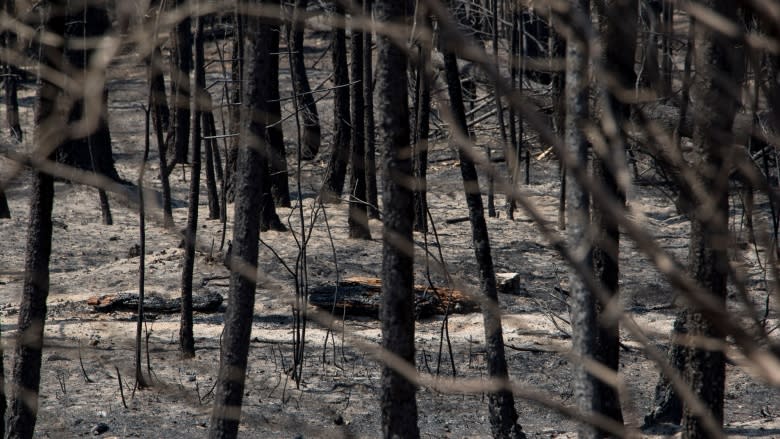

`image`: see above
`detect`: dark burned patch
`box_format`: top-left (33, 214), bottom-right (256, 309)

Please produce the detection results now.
top-left (308, 276), bottom-right (479, 319)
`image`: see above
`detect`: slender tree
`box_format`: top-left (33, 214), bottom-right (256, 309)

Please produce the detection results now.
top-left (563, 1), bottom-right (601, 438)
top-left (443, 46), bottom-right (526, 439)
top-left (376, 0), bottom-right (419, 437)
top-left (291, 0), bottom-right (322, 160)
top-left (348, 3), bottom-right (371, 239)
top-left (208, 2), bottom-right (272, 436)
top-left (3, 0), bottom-right (21, 142)
top-left (364, 0), bottom-right (379, 219)
top-left (170, 0), bottom-right (192, 165)
top-left (681, 2), bottom-right (738, 436)
top-left (412, 9), bottom-right (432, 233)
top-left (180, 9), bottom-right (207, 359)
top-left (267, 0), bottom-right (291, 208)
top-left (590, 0), bottom-right (639, 431)
top-left (5, 3), bottom-right (65, 435)
top-left (319, 3), bottom-right (351, 203)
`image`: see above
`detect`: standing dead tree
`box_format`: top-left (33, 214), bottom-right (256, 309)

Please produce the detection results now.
top-left (5, 2), bottom-right (65, 436)
top-left (209, 1), bottom-right (273, 436)
top-left (376, 0), bottom-right (420, 437)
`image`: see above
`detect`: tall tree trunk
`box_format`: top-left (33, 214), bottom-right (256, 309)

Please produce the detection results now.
top-left (590, 0), bottom-right (638, 432)
top-left (203, 99), bottom-right (222, 220)
top-left (364, 0), bottom-right (379, 219)
top-left (5, 5), bottom-right (64, 435)
top-left (225, 10), bottom-right (243, 203)
top-left (291, 0), bottom-right (322, 160)
top-left (320, 3), bottom-right (351, 203)
top-left (412, 10), bottom-right (432, 233)
top-left (208, 2), bottom-right (270, 436)
top-left (3, 0), bottom-right (21, 142)
top-left (682, 2), bottom-right (738, 436)
top-left (267, 0), bottom-right (290, 208)
top-left (348, 5), bottom-right (371, 239)
top-left (563, 2), bottom-right (600, 438)
top-left (171, 0), bottom-right (192, 165)
top-left (376, 1), bottom-right (419, 437)
top-left (149, 47), bottom-right (174, 226)
top-left (180, 10), bottom-right (206, 359)
top-left (443, 48), bottom-right (526, 439)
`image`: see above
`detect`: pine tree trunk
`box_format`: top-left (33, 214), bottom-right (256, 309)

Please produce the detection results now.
top-left (267, 1), bottom-right (290, 208)
top-left (364, 0), bottom-right (379, 219)
top-left (3, 0), bottom-right (21, 142)
top-left (412, 11), bottom-right (431, 233)
top-left (291, 0), bottom-right (322, 160)
top-left (171, 0), bottom-right (192, 165)
top-left (376, 1), bottom-right (420, 437)
top-left (320, 3), bottom-right (351, 203)
top-left (180, 11), bottom-right (206, 359)
top-left (348, 5), bottom-right (371, 239)
top-left (563, 2), bottom-right (600, 438)
top-left (443, 48), bottom-right (526, 439)
top-left (5, 6), bottom-right (64, 434)
top-left (208, 2), bottom-right (270, 436)
top-left (682, 2), bottom-right (737, 435)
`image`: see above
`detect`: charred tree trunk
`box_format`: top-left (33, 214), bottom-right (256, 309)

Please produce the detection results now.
top-left (225, 10), bottom-right (243, 203)
top-left (681, 2), bottom-right (738, 436)
top-left (5, 5), bottom-right (64, 435)
top-left (376, 1), bottom-right (420, 437)
top-left (443, 47), bottom-right (526, 439)
top-left (170, 0), bottom-right (192, 166)
top-left (291, 0), bottom-right (321, 160)
top-left (320, 3), bottom-right (351, 203)
top-left (590, 0), bottom-right (638, 431)
top-left (180, 11), bottom-right (207, 359)
top-left (563, 2), bottom-right (601, 438)
top-left (412, 11), bottom-right (432, 233)
top-left (208, 2), bottom-right (270, 436)
top-left (203, 98), bottom-right (222, 220)
top-left (3, 0), bottom-right (21, 142)
top-left (149, 46), bottom-right (174, 226)
top-left (267, 1), bottom-right (291, 208)
top-left (364, 0), bottom-right (379, 219)
top-left (348, 6), bottom-right (371, 239)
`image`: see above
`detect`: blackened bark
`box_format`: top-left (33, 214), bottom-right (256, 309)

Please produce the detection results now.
top-left (0, 189), bottom-right (10, 218)
top-left (5, 7), bottom-right (64, 435)
top-left (682, 3), bottom-right (738, 436)
top-left (148, 46), bottom-right (174, 226)
top-left (208, 3), bottom-right (269, 436)
top-left (375, 1), bottom-right (419, 437)
top-left (348, 10), bottom-right (371, 240)
top-left (267, 2), bottom-right (291, 208)
top-left (412, 13), bottom-right (432, 233)
top-left (564, 2), bottom-right (600, 438)
top-left (291, 0), bottom-right (322, 160)
top-left (591, 0), bottom-right (638, 431)
top-left (3, 0), bottom-right (21, 142)
top-left (225, 11), bottom-right (243, 203)
top-left (180, 12), bottom-right (206, 359)
top-left (171, 0), bottom-right (192, 165)
top-left (56, 6), bottom-right (120, 183)
top-left (444, 50), bottom-right (525, 439)
top-left (203, 102), bottom-right (222, 220)
top-left (320, 4), bottom-right (351, 203)
top-left (364, 0), bottom-right (379, 219)
top-left (645, 310), bottom-right (688, 425)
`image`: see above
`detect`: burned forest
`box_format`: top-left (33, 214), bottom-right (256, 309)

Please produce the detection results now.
top-left (1, 0), bottom-right (779, 438)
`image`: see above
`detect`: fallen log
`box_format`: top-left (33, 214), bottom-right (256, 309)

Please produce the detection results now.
top-left (88, 291), bottom-right (223, 313)
top-left (308, 276), bottom-right (479, 319)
